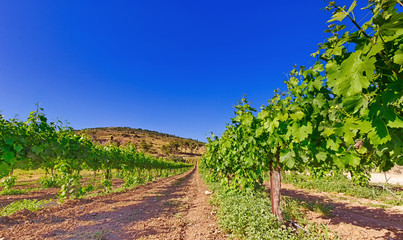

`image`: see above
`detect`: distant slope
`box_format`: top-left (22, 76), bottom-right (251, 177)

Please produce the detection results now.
top-left (76, 127), bottom-right (205, 159)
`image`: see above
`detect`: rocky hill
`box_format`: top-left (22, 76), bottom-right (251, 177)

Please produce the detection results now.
top-left (76, 127), bottom-right (205, 160)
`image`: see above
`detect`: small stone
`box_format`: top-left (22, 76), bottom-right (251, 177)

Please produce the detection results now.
top-left (204, 190), bottom-right (213, 195)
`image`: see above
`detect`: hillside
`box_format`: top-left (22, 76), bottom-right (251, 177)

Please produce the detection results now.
top-left (76, 127), bottom-right (205, 159)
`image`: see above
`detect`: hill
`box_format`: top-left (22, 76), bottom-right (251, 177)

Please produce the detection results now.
top-left (76, 127), bottom-right (205, 160)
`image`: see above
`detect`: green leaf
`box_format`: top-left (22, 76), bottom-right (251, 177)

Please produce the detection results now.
top-left (290, 111), bottom-right (305, 121)
top-left (313, 76), bottom-right (324, 90)
top-left (4, 138), bottom-right (14, 145)
top-left (356, 120), bottom-right (373, 134)
top-left (13, 144), bottom-right (23, 153)
top-left (323, 128), bottom-right (335, 137)
top-left (278, 112), bottom-right (289, 121)
top-left (289, 77), bottom-right (299, 87)
top-left (297, 122), bottom-right (312, 141)
top-left (332, 155), bottom-right (345, 168)
top-left (313, 94), bottom-right (326, 110)
top-left (316, 152), bottom-right (327, 162)
top-left (393, 44), bottom-right (403, 65)
top-left (343, 130), bottom-right (355, 145)
top-left (366, 42), bottom-right (384, 58)
top-left (0, 162), bottom-right (11, 179)
top-left (368, 118), bottom-right (391, 145)
top-left (328, 11), bottom-right (348, 23)
top-left (313, 62), bottom-right (324, 72)
top-left (342, 94), bottom-right (363, 114)
top-left (311, 50), bottom-right (320, 58)
top-left (2, 152), bottom-right (15, 163)
top-left (342, 118), bottom-right (357, 145)
top-left (384, 107), bottom-right (403, 128)
top-left (387, 118), bottom-right (403, 128)
top-left (326, 138), bottom-right (339, 151)
top-left (32, 145), bottom-right (44, 154)
top-left (379, 12), bottom-right (403, 33)
top-left (327, 51), bottom-right (376, 97)
top-left (255, 126), bottom-right (264, 137)
top-left (347, 0), bottom-right (357, 14)
top-left (356, 146), bottom-right (368, 154)
top-left (280, 150), bottom-right (295, 169)
top-left (342, 152), bottom-right (360, 167)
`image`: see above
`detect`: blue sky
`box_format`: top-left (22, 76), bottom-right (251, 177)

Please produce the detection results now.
top-left (0, 1), bottom-right (359, 141)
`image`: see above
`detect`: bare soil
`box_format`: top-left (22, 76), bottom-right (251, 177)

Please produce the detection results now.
top-left (2, 168), bottom-right (402, 240)
top-left (0, 168), bottom-right (226, 240)
top-left (281, 183), bottom-right (403, 240)
top-left (371, 173), bottom-right (403, 185)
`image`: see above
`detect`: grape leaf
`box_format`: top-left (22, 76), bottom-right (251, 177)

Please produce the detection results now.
top-left (2, 152), bottom-right (15, 163)
top-left (342, 152), bottom-right (361, 167)
top-left (393, 44), bottom-right (403, 65)
top-left (342, 94), bottom-right (364, 113)
top-left (326, 138), bottom-right (339, 151)
top-left (280, 150), bottom-right (295, 169)
top-left (368, 118), bottom-right (391, 145)
top-left (327, 51), bottom-right (376, 97)
top-left (316, 151), bottom-right (328, 161)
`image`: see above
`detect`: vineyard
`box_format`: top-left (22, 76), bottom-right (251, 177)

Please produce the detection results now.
top-left (0, 107), bottom-right (192, 200)
top-left (200, 0), bottom-right (403, 239)
top-left (1, 0), bottom-right (403, 239)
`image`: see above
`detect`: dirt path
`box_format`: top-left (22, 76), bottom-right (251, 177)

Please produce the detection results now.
top-left (371, 173), bottom-right (403, 185)
top-left (0, 168), bottom-right (226, 240)
top-left (281, 183), bottom-right (403, 240)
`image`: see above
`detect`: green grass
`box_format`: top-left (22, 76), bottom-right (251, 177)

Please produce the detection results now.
top-left (200, 168), bottom-right (337, 240)
top-left (15, 180), bottom-right (41, 187)
top-left (282, 173), bottom-right (403, 206)
top-left (0, 199), bottom-right (54, 216)
top-left (2, 167), bottom-right (191, 198)
top-left (84, 167), bottom-right (190, 198)
top-left (0, 189), bottom-right (28, 195)
top-left (209, 183), bottom-right (299, 240)
top-left (282, 196), bottom-right (334, 220)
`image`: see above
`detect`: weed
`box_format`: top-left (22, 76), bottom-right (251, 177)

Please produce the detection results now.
top-left (123, 174), bottom-right (144, 188)
top-left (283, 173), bottom-right (402, 205)
top-left (0, 189), bottom-right (27, 195)
top-left (93, 230), bottom-right (109, 240)
top-left (1, 175), bottom-right (17, 190)
top-left (40, 176), bottom-right (62, 188)
top-left (200, 167), bottom-right (338, 240)
top-left (213, 187), bottom-right (299, 239)
top-left (83, 184), bottom-right (95, 193)
top-left (0, 199), bottom-right (53, 216)
top-left (101, 178), bottom-right (112, 193)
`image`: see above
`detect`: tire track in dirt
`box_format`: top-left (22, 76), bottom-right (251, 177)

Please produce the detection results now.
top-left (180, 167), bottom-right (226, 240)
top-left (0, 168), bottom-right (225, 240)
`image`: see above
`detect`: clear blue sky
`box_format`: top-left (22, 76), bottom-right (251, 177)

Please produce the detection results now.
top-left (0, 1), bottom-right (360, 141)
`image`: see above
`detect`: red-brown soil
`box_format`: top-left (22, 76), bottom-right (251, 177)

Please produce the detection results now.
top-left (281, 183), bottom-right (403, 240)
top-left (0, 168), bottom-right (226, 240)
top-left (3, 169), bottom-right (402, 240)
